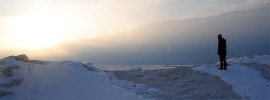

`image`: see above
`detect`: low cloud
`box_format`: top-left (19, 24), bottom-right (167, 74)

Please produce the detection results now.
top-left (45, 5), bottom-right (270, 64)
top-left (0, 1), bottom-right (269, 64)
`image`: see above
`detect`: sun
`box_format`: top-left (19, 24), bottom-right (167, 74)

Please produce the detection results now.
top-left (8, 16), bottom-right (58, 49)
top-left (6, 14), bottom-right (76, 50)
top-left (5, 10), bottom-right (109, 50)
top-left (3, 5), bottom-right (118, 50)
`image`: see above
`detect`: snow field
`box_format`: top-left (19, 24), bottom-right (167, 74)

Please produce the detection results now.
top-left (193, 55), bottom-right (270, 100)
top-left (1, 54), bottom-right (269, 100)
top-left (0, 56), bottom-right (161, 100)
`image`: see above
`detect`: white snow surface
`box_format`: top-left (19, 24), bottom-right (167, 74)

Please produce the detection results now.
top-left (193, 55), bottom-right (270, 100)
top-left (0, 55), bottom-right (162, 100)
top-left (130, 67), bottom-right (143, 71)
top-left (1, 54), bottom-right (270, 100)
top-left (95, 65), bottom-right (190, 71)
top-left (227, 55), bottom-right (270, 65)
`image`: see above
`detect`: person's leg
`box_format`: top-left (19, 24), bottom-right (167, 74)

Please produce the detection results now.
top-left (223, 55), bottom-right (227, 70)
top-left (219, 55), bottom-right (223, 70)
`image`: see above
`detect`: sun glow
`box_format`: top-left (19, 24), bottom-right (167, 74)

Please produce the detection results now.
top-left (5, 11), bottom-right (84, 49)
top-left (4, 8), bottom-right (121, 50)
top-left (8, 16), bottom-right (59, 49)
top-left (1, 1), bottom-right (133, 50)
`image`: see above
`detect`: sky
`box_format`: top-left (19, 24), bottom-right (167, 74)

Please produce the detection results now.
top-left (0, 0), bottom-right (269, 65)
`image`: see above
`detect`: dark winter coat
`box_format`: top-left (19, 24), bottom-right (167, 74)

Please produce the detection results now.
top-left (218, 37), bottom-right (227, 55)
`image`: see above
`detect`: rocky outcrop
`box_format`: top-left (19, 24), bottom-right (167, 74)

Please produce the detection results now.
top-left (14, 54), bottom-right (29, 62)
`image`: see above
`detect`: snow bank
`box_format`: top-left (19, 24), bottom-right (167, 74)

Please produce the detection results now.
top-left (2, 54), bottom-right (268, 100)
top-left (227, 55), bottom-right (270, 65)
top-left (96, 65), bottom-right (184, 71)
top-left (193, 64), bottom-right (270, 100)
top-left (0, 55), bottom-right (162, 100)
top-left (130, 67), bottom-right (142, 71)
top-left (85, 65), bottom-right (163, 98)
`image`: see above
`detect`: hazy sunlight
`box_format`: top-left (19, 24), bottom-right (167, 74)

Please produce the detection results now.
top-left (0, 0), bottom-right (269, 64)
top-left (4, 10), bottom-right (103, 49)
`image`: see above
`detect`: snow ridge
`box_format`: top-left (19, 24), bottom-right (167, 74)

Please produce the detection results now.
top-left (0, 55), bottom-right (161, 100)
top-left (193, 55), bottom-right (270, 100)
top-left (0, 54), bottom-right (269, 100)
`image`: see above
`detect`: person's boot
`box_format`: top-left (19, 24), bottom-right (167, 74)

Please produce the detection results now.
top-left (220, 62), bottom-right (223, 70)
top-left (224, 61), bottom-right (227, 70)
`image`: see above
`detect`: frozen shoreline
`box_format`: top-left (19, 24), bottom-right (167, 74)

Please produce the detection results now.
top-left (0, 55), bottom-right (269, 100)
top-left (109, 65), bottom-right (242, 99)
top-left (0, 55), bottom-right (158, 100)
top-left (103, 55), bottom-right (270, 100)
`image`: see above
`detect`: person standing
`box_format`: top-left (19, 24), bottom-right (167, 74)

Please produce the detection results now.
top-left (217, 34), bottom-right (227, 70)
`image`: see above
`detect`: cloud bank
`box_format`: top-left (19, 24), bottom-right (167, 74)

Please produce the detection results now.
top-left (0, 0), bottom-right (269, 64)
top-left (44, 4), bottom-right (270, 65)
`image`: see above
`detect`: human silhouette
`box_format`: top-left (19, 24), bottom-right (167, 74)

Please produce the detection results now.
top-left (217, 34), bottom-right (227, 70)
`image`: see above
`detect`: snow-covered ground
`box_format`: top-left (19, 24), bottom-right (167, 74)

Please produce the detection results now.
top-left (0, 55), bottom-right (161, 100)
top-left (193, 55), bottom-right (270, 100)
top-left (0, 54), bottom-right (269, 100)
top-left (95, 65), bottom-right (182, 71)
top-left (105, 55), bottom-right (270, 100)
top-left (227, 55), bottom-right (270, 65)
top-left (193, 64), bottom-right (270, 100)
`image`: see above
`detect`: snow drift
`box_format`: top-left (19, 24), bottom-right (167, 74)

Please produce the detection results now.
top-left (99, 55), bottom-right (270, 100)
top-left (193, 55), bottom-right (270, 100)
top-left (0, 54), bottom-right (269, 100)
top-left (0, 54), bottom-right (161, 100)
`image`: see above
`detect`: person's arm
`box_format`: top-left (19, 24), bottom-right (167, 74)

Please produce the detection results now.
top-left (217, 41), bottom-right (220, 54)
